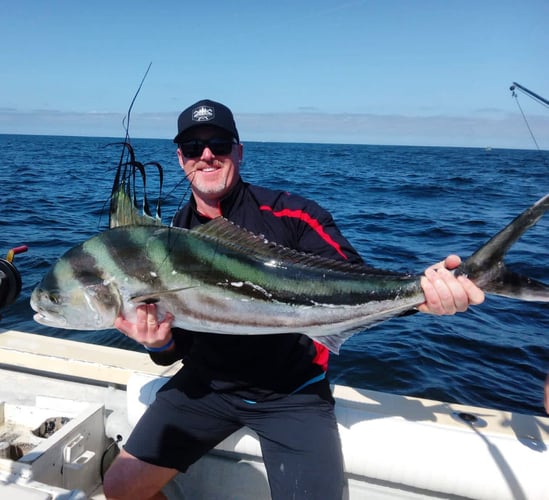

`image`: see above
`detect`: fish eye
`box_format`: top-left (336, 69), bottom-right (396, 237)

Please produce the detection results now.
top-left (48, 293), bottom-right (60, 304)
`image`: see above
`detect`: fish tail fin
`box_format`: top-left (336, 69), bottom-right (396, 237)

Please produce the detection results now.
top-left (458, 193), bottom-right (549, 302)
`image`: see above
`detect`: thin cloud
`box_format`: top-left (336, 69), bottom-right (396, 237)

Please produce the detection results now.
top-left (1, 108), bottom-right (547, 150)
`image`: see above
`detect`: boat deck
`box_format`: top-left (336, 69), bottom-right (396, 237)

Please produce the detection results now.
top-left (1, 329), bottom-right (549, 499)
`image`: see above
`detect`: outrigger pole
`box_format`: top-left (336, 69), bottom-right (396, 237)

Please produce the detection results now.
top-left (510, 82), bottom-right (549, 107)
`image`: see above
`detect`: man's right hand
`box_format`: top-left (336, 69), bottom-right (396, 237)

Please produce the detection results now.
top-left (115, 303), bottom-right (174, 351)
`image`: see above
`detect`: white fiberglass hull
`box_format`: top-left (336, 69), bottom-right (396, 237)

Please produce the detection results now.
top-left (1, 330), bottom-right (548, 499)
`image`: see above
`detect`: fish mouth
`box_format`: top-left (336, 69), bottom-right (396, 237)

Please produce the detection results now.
top-left (32, 311), bottom-right (68, 327)
top-left (30, 293), bottom-right (69, 327)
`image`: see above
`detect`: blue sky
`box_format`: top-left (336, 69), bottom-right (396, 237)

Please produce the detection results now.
top-left (1, 0), bottom-right (548, 149)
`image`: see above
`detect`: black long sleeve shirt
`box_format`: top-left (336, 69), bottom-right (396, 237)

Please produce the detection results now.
top-left (150, 178), bottom-right (365, 401)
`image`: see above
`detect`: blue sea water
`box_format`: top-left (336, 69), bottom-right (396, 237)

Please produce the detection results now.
top-left (1, 134), bottom-right (548, 415)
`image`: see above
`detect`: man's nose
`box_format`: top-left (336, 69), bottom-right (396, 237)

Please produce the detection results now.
top-left (200, 146), bottom-right (215, 160)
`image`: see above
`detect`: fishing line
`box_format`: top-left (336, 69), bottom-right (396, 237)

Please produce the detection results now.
top-left (511, 89), bottom-right (542, 151)
top-left (112, 63), bottom-right (154, 183)
top-left (122, 62), bottom-right (152, 144)
top-left (165, 168), bottom-right (196, 217)
top-left (510, 82), bottom-right (549, 159)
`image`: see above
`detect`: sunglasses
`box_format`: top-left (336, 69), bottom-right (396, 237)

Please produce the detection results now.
top-left (178, 138), bottom-right (237, 158)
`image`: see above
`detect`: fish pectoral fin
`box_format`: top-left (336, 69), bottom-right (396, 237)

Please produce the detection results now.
top-left (130, 286), bottom-right (197, 304)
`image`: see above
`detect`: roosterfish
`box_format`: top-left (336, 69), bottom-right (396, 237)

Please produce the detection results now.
top-left (30, 142), bottom-right (549, 353)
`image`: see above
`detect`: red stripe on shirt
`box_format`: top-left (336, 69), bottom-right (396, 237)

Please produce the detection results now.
top-left (260, 205), bottom-right (347, 372)
top-left (312, 341), bottom-right (330, 371)
top-left (259, 206), bottom-right (348, 260)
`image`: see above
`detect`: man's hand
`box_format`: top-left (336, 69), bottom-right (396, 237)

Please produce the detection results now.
top-left (115, 304), bottom-right (174, 350)
top-left (418, 255), bottom-right (485, 315)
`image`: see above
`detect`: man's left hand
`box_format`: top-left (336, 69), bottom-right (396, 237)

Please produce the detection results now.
top-left (418, 255), bottom-right (485, 315)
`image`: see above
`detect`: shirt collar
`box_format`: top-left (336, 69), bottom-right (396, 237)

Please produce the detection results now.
top-left (189, 177), bottom-right (246, 221)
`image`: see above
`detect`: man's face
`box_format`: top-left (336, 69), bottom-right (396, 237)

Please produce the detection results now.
top-left (177, 126), bottom-right (243, 206)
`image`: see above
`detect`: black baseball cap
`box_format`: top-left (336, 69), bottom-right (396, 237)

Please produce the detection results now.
top-left (173, 99), bottom-right (239, 144)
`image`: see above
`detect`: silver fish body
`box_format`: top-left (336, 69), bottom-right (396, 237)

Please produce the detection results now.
top-left (31, 219), bottom-right (424, 353)
top-left (31, 194), bottom-right (549, 354)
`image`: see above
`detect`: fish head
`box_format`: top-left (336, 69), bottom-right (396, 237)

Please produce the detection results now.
top-left (30, 258), bottom-right (122, 330)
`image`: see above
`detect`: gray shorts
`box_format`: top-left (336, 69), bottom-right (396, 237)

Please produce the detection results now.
top-left (124, 369), bottom-right (344, 499)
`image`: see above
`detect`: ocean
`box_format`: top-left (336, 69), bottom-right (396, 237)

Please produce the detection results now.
top-left (1, 134), bottom-right (548, 415)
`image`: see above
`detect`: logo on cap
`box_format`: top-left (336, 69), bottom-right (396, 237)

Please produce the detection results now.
top-left (192, 105), bottom-right (214, 122)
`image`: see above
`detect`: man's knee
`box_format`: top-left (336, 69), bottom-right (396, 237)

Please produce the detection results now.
top-left (103, 448), bottom-right (174, 500)
top-left (102, 451), bottom-right (132, 499)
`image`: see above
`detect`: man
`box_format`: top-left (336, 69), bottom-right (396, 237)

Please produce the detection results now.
top-left (103, 99), bottom-right (485, 500)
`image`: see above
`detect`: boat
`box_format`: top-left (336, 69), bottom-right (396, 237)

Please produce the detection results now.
top-left (1, 328), bottom-right (548, 499)
top-left (2, 83), bottom-right (548, 499)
